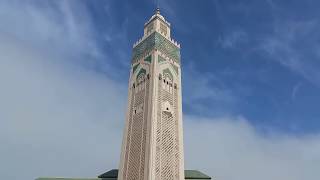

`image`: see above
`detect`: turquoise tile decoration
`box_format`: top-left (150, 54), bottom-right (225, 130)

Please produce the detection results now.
top-left (144, 55), bottom-right (152, 63)
top-left (136, 68), bottom-right (146, 80)
top-left (132, 32), bottom-right (180, 64)
top-left (132, 63), bottom-right (140, 74)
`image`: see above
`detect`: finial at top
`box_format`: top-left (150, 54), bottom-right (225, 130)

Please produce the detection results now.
top-left (156, 7), bottom-right (160, 15)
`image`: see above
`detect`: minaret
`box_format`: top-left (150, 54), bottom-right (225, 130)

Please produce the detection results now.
top-left (118, 8), bottom-right (184, 180)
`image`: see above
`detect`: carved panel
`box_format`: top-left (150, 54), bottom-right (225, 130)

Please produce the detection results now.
top-left (123, 69), bottom-right (150, 180)
top-left (155, 76), bottom-right (181, 180)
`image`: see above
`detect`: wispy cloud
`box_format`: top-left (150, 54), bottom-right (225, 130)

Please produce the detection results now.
top-left (183, 63), bottom-right (237, 116)
top-left (259, 2), bottom-right (320, 87)
top-left (219, 30), bottom-right (248, 49)
top-left (0, 1), bottom-right (98, 59)
top-left (291, 82), bottom-right (303, 101)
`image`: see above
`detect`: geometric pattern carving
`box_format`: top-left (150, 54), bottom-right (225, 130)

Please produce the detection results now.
top-left (123, 72), bottom-right (150, 180)
top-left (161, 111), bottom-right (174, 180)
top-left (171, 64), bottom-right (179, 75)
top-left (136, 68), bottom-right (146, 81)
top-left (158, 55), bottom-right (166, 63)
top-left (163, 68), bottom-right (173, 80)
top-left (158, 55), bottom-right (178, 75)
top-left (160, 22), bottom-right (168, 36)
top-left (147, 22), bottom-right (154, 34)
top-left (156, 76), bottom-right (162, 180)
top-left (154, 33), bottom-right (179, 63)
top-left (155, 74), bottom-right (180, 180)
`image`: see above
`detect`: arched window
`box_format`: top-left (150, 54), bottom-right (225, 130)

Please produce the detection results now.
top-left (137, 73), bottom-right (145, 91)
top-left (163, 74), bottom-right (173, 93)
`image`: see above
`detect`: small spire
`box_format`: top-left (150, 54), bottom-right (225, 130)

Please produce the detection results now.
top-left (155, 0), bottom-right (160, 14)
top-left (156, 7), bottom-right (160, 15)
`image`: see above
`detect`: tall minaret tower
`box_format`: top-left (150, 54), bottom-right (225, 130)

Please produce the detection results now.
top-left (118, 8), bottom-right (184, 180)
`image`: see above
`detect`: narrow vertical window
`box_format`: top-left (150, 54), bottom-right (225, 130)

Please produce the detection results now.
top-left (147, 22), bottom-right (154, 34)
top-left (160, 23), bottom-right (167, 36)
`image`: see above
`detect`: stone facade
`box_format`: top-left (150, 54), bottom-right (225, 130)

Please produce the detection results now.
top-left (118, 9), bottom-right (185, 180)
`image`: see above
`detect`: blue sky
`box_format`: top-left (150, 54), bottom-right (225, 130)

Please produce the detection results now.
top-left (1, 1), bottom-right (320, 180)
top-left (86, 0), bottom-right (320, 134)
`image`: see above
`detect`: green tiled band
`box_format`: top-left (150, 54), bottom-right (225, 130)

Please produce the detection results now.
top-left (132, 32), bottom-right (180, 64)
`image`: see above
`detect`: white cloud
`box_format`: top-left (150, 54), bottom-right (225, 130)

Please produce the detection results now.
top-left (184, 116), bottom-right (320, 180)
top-left (0, 1), bottom-right (125, 179)
top-left (0, 36), bottom-right (125, 179)
top-left (1, 1), bottom-right (320, 180)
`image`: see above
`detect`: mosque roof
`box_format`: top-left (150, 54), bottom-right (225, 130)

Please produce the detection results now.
top-left (36, 169), bottom-right (211, 180)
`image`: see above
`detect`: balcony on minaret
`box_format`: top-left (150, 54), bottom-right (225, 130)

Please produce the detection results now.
top-left (143, 8), bottom-right (171, 38)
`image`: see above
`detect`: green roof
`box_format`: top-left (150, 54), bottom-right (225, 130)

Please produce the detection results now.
top-left (98, 169), bottom-right (118, 178)
top-left (185, 170), bottom-right (211, 179)
top-left (36, 178), bottom-right (115, 180)
top-left (36, 178), bottom-right (102, 180)
top-left (37, 169), bottom-right (211, 180)
top-left (98, 169), bottom-right (211, 179)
